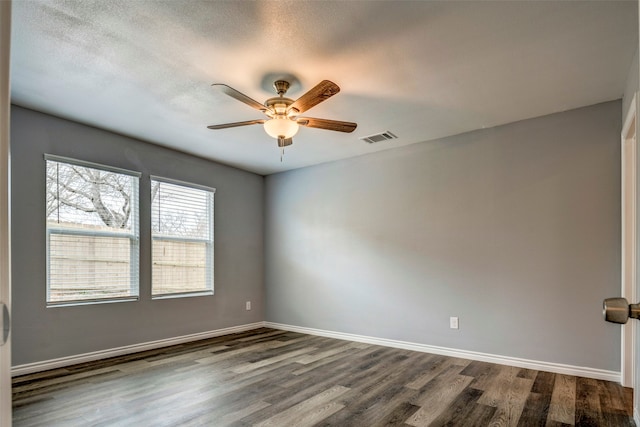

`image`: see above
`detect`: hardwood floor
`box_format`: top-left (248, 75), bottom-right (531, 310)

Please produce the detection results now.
top-left (12, 328), bottom-right (635, 426)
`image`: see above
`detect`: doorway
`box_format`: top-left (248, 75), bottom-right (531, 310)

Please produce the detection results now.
top-left (0, 2), bottom-right (11, 426)
top-left (621, 93), bottom-right (639, 423)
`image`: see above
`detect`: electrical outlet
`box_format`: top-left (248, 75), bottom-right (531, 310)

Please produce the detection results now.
top-left (246, 301), bottom-right (251, 311)
top-left (450, 316), bottom-right (459, 329)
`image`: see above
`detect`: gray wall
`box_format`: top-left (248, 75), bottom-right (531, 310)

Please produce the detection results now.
top-left (11, 100), bottom-right (624, 371)
top-left (11, 106), bottom-right (264, 366)
top-left (265, 101), bottom-right (622, 371)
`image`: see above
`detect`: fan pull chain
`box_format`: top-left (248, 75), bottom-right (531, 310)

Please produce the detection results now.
top-left (281, 147), bottom-right (284, 162)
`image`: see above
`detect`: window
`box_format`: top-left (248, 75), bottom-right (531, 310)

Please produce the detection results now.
top-left (45, 155), bottom-right (140, 305)
top-left (151, 177), bottom-right (214, 298)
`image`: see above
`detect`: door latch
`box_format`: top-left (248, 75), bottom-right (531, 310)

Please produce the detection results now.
top-left (0, 302), bottom-right (8, 345)
top-left (603, 297), bottom-right (640, 324)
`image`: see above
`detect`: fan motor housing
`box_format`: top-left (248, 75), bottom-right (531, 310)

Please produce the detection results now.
top-left (265, 97), bottom-right (297, 117)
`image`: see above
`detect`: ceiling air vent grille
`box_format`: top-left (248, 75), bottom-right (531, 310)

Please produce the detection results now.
top-left (360, 131), bottom-right (398, 144)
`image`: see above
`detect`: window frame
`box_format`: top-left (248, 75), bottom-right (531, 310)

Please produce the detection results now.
top-left (45, 154), bottom-right (141, 307)
top-left (150, 175), bottom-right (215, 299)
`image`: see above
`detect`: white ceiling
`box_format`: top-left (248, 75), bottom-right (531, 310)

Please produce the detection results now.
top-left (10, 1), bottom-right (639, 175)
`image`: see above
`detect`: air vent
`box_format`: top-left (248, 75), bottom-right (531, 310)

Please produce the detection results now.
top-left (360, 131), bottom-right (398, 144)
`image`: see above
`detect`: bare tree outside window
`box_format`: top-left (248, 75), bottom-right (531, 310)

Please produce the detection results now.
top-left (46, 162), bottom-right (206, 237)
top-left (46, 161), bottom-right (132, 230)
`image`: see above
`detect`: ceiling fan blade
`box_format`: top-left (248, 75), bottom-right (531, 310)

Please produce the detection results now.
top-left (297, 117), bottom-right (357, 133)
top-left (212, 84), bottom-right (266, 111)
top-left (290, 80), bottom-right (340, 114)
top-left (207, 119), bottom-right (266, 130)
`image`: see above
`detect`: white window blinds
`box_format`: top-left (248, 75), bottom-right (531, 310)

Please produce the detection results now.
top-left (151, 178), bottom-right (214, 297)
top-left (45, 156), bottom-right (140, 305)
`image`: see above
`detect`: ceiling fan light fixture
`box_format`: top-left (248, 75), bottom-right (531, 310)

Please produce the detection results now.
top-left (264, 116), bottom-right (299, 139)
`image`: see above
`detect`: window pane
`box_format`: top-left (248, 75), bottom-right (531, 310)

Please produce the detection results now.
top-left (152, 181), bottom-right (210, 239)
top-left (152, 240), bottom-right (208, 295)
top-left (151, 179), bottom-right (214, 297)
top-left (46, 157), bottom-right (139, 305)
top-left (49, 234), bottom-right (135, 302)
top-left (47, 160), bottom-right (134, 231)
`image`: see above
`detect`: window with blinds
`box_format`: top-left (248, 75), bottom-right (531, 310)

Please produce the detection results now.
top-left (151, 177), bottom-right (214, 298)
top-left (45, 155), bottom-right (140, 306)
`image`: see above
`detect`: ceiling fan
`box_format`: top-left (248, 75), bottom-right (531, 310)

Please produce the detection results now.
top-left (208, 79), bottom-right (357, 148)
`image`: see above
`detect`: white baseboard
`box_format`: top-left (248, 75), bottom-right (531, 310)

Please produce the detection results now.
top-left (13, 321), bottom-right (621, 384)
top-left (11, 322), bottom-right (264, 377)
top-left (265, 322), bottom-right (621, 383)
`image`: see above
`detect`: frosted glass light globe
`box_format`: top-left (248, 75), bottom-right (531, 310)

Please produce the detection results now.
top-left (264, 117), bottom-right (299, 139)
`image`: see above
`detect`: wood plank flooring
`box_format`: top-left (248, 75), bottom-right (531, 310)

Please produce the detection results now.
top-left (12, 328), bottom-right (635, 426)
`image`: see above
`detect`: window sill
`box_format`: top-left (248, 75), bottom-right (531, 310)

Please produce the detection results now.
top-left (47, 297), bottom-right (139, 308)
top-left (152, 291), bottom-right (214, 300)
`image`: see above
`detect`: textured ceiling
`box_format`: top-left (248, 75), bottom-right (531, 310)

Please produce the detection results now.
top-left (11, 1), bottom-right (639, 175)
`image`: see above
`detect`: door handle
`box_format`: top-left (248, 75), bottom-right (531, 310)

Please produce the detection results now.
top-left (603, 297), bottom-right (640, 324)
top-left (0, 302), bottom-right (8, 346)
